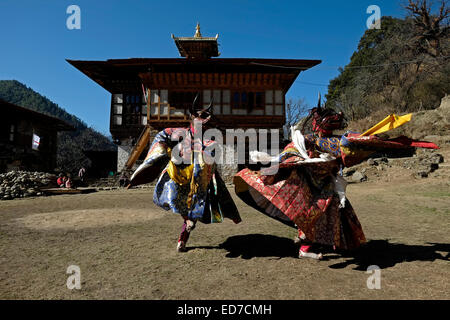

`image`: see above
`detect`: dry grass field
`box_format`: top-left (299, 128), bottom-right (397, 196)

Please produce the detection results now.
top-left (0, 161), bottom-right (449, 300)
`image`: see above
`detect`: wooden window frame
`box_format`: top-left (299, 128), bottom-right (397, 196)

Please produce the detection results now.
top-left (119, 93), bottom-right (144, 126)
top-left (264, 89), bottom-right (285, 117)
top-left (231, 91), bottom-right (266, 111)
top-left (111, 94), bottom-right (123, 127)
top-left (142, 89), bottom-right (284, 120)
top-left (9, 124), bottom-right (15, 143)
top-left (148, 89), bottom-right (201, 122)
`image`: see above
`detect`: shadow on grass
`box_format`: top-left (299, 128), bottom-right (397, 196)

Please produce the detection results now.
top-left (217, 234), bottom-right (298, 259)
top-left (215, 235), bottom-right (450, 270)
top-left (328, 240), bottom-right (450, 271)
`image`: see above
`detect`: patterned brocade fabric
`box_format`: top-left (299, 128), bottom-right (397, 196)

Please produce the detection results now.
top-left (304, 132), bottom-right (438, 168)
top-left (131, 128), bottom-right (241, 225)
top-left (304, 134), bottom-right (341, 157)
top-left (233, 139), bottom-right (366, 250)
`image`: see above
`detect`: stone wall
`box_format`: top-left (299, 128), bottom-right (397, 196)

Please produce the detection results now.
top-left (217, 143), bottom-right (239, 184)
top-left (117, 144), bottom-right (132, 172)
top-left (117, 130), bottom-right (158, 173)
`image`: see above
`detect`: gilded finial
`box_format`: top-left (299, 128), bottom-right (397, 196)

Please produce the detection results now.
top-left (194, 22), bottom-right (202, 38)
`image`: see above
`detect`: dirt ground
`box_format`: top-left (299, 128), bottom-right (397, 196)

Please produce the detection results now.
top-left (1, 157), bottom-right (449, 300)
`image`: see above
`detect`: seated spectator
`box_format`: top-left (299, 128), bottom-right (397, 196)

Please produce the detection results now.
top-left (57, 173), bottom-right (66, 188)
top-left (65, 173), bottom-right (73, 189)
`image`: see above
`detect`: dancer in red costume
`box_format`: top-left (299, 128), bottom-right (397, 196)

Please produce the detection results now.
top-left (234, 96), bottom-right (438, 259)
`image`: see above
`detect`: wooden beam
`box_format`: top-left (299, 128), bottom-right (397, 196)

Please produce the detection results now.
top-left (146, 88), bottom-right (150, 124)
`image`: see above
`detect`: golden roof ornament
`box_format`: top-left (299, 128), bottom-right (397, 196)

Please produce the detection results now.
top-left (194, 22), bottom-right (202, 38)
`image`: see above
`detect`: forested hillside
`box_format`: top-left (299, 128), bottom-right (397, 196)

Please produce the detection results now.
top-left (325, 1), bottom-right (449, 121)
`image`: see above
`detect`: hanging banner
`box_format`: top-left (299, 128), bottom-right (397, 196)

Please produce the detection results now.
top-left (141, 83), bottom-right (148, 103)
top-left (32, 133), bottom-right (41, 150)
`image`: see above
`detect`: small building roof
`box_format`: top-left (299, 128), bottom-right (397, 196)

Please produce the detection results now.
top-left (0, 98), bottom-right (75, 131)
top-left (171, 23), bottom-right (220, 59)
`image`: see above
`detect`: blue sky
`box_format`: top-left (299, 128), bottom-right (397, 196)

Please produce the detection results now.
top-left (0, 0), bottom-right (407, 135)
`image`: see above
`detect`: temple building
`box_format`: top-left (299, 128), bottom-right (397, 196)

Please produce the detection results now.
top-left (68, 24), bottom-right (321, 176)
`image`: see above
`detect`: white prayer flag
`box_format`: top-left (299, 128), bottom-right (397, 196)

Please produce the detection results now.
top-left (32, 133), bottom-right (40, 150)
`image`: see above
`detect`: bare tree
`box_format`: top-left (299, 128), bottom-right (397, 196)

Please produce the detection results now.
top-left (285, 98), bottom-right (309, 127)
top-left (283, 98), bottom-right (310, 139)
top-left (404, 0), bottom-right (449, 57)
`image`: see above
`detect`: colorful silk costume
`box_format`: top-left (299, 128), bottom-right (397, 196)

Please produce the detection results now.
top-left (234, 127), bottom-right (438, 251)
top-left (130, 127), bottom-right (241, 225)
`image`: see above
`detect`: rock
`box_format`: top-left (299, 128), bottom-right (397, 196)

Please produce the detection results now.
top-left (352, 171), bottom-right (367, 182)
top-left (0, 170), bottom-right (56, 200)
top-left (416, 171), bottom-right (429, 178)
top-left (429, 154), bottom-right (444, 165)
top-left (367, 159), bottom-right (376, 166)
top-left (343, 168), bottom-right (356, 177)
